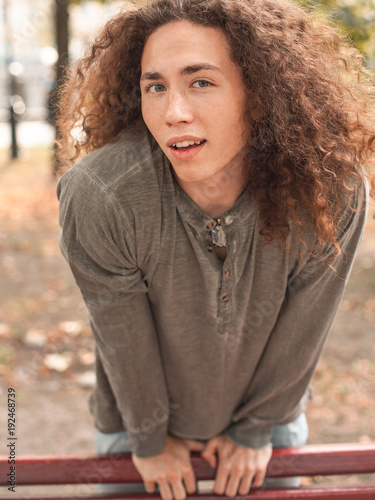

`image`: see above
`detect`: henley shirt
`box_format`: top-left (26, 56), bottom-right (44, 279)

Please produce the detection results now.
top-left (57, 120), bottom-right (367, 458)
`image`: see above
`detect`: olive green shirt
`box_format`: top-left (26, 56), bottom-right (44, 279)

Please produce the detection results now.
top-left (57, 121), bottom-right (367, 458)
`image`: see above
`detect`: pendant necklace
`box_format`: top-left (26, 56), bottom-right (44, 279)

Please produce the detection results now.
top-left (211, 218), bottom-right (227, 247)
top-left (209, 179), bottom-right (249, 248)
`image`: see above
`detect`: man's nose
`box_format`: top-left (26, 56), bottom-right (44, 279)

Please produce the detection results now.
top-left (165, 90), bottom-right (194, 125)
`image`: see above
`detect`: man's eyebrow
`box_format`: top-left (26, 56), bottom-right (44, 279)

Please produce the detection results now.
top-left (180, 64), bottom-right (222, 76)
top-left (140, 64), bottom-right (222, 81)
top-left (140, 71), bottom-right (163, 81)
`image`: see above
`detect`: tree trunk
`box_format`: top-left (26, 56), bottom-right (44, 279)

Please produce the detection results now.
top-left (56, 0), bottom-right (69, 86)
top-left (50, 0), bottom-right (69, 174)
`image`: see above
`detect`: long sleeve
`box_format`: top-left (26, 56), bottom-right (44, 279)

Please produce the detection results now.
top-left (57, 165), bottom-right (169, 458)
top-left (225, 180), bottom-right (368, 450)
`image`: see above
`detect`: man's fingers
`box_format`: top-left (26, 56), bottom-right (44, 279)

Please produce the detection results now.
top-left (251, 468), bottom-right (267, 489)
top-left (225, 470), bottom-right (243, 497)
top-left (201, 440), bottom-right (218, 469)
top-left (185, 439), bottom-right (206, 451)
top-left (182, 467), bottom-right (197, 494)
top-left (202, 436), bottom-right (272, 496)
top-left (158, 478), bottom-right (174, 500)
top-left (144, 480), bottom-right (156, 493)
top-left (145, 473), bottom-right (193, 500)
top-left (213, 462), bottom-right (230, 495)
top-left (238, 471), bottom-right (255, 495)
top-left (201, 452), bottom-right (216, 469)
top-left (170, 477), bottom-right (187, 500)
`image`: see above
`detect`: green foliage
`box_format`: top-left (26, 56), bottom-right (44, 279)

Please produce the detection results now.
top-left (69, 0), bottom-right (108, 3)
top-left (298, 0), bottom-right (375, 66)
top-left (69, 0), bottom-right (140, 3)
top-left (68, 0), bottom-right (375, 66)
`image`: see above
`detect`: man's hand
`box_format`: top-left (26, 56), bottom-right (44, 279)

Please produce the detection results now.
top-left (201, 434), bottom-right (272, 496)
top-left (131, 435), bottom-right (205, 500)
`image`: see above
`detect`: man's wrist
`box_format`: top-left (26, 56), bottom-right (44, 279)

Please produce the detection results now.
top-left (224, 421), bottom-right (274, 450)
top-left (128, 431), bottom-right (168, 458)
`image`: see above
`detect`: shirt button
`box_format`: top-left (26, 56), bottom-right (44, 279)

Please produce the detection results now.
top-left (206, 245), bottom-right (213, 252)
top-left (224, 268), bottom-right (231, 277)
top-left (222, 295), bottom-right (229, 302)
top-left (225, 216), bottom-right (234, 225)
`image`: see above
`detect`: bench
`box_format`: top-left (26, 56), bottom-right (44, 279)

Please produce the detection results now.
top-left (1, 443), bottom-right (375, 499)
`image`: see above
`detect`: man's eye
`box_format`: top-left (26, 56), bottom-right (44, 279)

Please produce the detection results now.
top-left (147, 84), bottom-right (166, 93)
top-left (192, 80), bottom-right (211, 88)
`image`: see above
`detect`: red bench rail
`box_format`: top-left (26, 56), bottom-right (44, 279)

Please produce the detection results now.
top-left (1, 488), bottom-right (375, 500)
top-left (0, 443), bottom-right (374, 499)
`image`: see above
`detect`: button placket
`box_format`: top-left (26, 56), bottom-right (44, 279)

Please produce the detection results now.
top-left (217, 249), bottom-right (233, 336)
top-left (203, 218), bottom-right (235, 333)
top-left (217, 289), bottom-right (231, 335)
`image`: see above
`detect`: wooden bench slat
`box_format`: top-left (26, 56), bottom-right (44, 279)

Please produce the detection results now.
top-left (1, 444), bottom-right (375, 486)
top-left (1, 486), bottom-right (375, 500)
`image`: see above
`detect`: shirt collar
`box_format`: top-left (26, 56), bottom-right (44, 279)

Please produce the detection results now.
top-left (170, 162), bottom-right (257, 234)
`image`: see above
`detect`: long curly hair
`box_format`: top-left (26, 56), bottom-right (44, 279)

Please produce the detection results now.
top-left (56, 0), bottom-right (375, 258)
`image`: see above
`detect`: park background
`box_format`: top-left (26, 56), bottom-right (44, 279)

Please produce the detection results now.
top-left (0, 0), bottom-right (374, 496)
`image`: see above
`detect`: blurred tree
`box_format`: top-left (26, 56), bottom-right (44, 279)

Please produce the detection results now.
top-left (55, 1), bottom-right (69, 98)
top-left (55, 0), bottom-right (108, 82)
top-left (298, 0), bottom-right (375, 67)
top-left (52, 0), bottom-right (110, 172)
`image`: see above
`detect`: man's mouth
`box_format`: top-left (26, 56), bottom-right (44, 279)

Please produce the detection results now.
top-left (171, 140), bottom-right (206, 150)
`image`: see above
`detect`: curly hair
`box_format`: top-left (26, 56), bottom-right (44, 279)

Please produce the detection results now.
top-left (56, 0), bottom-right (375, 259)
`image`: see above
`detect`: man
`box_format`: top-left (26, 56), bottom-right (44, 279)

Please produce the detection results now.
top-left (56, 0), bottom-right (374, 498)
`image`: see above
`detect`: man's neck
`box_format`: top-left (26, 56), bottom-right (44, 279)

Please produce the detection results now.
top-left (173, 160), bottom-right (248, 219)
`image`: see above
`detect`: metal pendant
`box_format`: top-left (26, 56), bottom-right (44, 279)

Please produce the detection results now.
top-left (212, 224), bottom-right (227, 247)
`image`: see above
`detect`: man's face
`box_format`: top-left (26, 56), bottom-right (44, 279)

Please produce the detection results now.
top-left (140, 21), bottom-right (248, 185)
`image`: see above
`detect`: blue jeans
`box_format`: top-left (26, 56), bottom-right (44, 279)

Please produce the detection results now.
top-left (95, 413), bottom-right (308, 493)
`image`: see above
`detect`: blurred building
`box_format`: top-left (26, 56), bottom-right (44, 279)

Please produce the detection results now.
top-left (0, 0), bottom-right (124, 150)
top-left (0, 0), bottom-right (124, 121)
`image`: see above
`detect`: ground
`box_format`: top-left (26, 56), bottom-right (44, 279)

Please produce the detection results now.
top-left (0, 147), bottom-right (374, 497)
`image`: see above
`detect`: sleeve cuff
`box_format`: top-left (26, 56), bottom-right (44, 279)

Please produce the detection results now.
top-left (224, 419), bottom-right (274, 450)
top-left (125, 426), bottom-right (168, 458)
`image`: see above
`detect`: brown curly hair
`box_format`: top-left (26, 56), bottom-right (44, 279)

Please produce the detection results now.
top-left (56, 0), bottom-right (375, 258)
